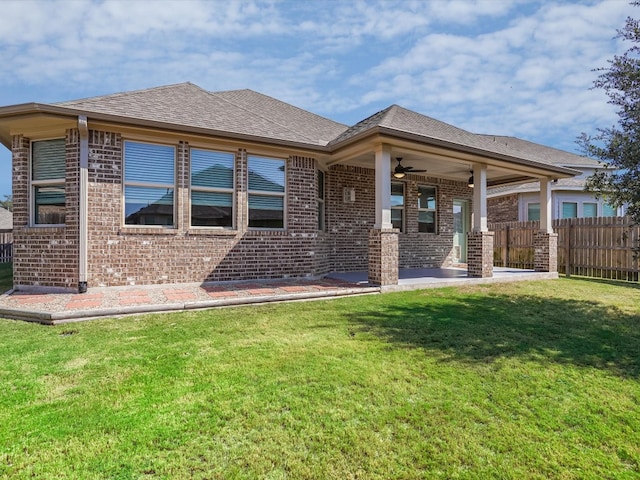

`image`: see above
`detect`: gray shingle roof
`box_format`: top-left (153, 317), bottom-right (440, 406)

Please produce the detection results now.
top-left (57, 83), bottom-right (348, 146)
top-left (329, 105), bottom-right (576, 169)
top-left (0, 207), bottom-right (12, 230)
top-left (488, 177), bottom-right (587, 197)
top-left (477, 135), bottom-right (600, 168)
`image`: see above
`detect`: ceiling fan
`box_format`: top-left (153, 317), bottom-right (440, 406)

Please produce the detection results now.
top-left (393, 157), bottom-right (427, 178)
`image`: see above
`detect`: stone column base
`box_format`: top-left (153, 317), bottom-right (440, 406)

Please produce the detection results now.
top-left (534, 232), bottom-right (558, 272)
top-left (467, 231), bottom-right (494, 278)
top-left (368, 228), bottom-right (399, 286)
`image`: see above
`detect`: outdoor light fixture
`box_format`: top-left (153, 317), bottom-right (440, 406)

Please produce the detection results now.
top-left (468, 172), bottom-right (474, 188)
top-left (393, 171), bottom-right (406, 179)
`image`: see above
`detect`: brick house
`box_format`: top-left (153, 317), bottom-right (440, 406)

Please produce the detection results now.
top-left (0, 83), bottom-right (576, 292)
top-left (486, 136), bottom-right (623, 222)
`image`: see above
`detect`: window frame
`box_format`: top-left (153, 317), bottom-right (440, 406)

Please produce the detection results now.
top-left (189, 148), bottom-right (236, 229)
top-left (391, 181), bottom-right (404, 232)
top-left (561, 201), bottom-right (578, 219)
top-left (247, 154), bottom-right (287, 230)
top-left (122, 140), bottom-right (177, 228)
top-left (317, 169), bottom-right (325, 232)
top-left (417, 184), bottom-right (437, 233)
top-left (30, 138), bottom-right (66, 226)
top-left (527, 202), bottom-right (540, 222)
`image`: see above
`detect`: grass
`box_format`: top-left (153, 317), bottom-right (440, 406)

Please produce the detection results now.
top-left (0, 262), bottom-right (11, 293)
top-left (0, 277), bottom-right (639, 479)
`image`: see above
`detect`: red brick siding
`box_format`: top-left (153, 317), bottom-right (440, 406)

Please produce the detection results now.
top-left (487, 194), bottom-right (519, 222)
top-left (327, 164), bottom-right (471, 271)
top-left (84, 135), bottom-right (325, 287)
top-left (12, 131), bottom-right (80, 290)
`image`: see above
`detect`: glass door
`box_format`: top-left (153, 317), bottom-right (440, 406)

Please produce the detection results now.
top-left (453, 199), bottom-right (470, 264)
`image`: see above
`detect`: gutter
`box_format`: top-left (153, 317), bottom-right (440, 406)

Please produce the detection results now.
top-left (78, 116), bottom-right (88, 293)
top-left (0, 103), bottom-right (580, 178)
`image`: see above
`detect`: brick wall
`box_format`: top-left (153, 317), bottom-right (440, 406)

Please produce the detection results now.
top-left (82, 133), bottom-right (326, 287)
top-left (467, 231), bottom-right (494, 278)
top-left (487, 193), bottom-right (519, 222)
top-left (327, 164), bottom-right (472, 271)
top-left (12, 132), bottom-right (80, 291)
top-left (13, 127), bottom-right (475, 289)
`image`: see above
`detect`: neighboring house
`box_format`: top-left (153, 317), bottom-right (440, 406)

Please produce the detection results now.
top-left (485, 136), bottom-right (622, 222)
top-left (0, 83), bottom-right (577, 292)
top-left (0, 207), bottom-right (12, 230)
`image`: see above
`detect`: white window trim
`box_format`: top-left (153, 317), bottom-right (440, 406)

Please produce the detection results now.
top-left (417, 184), bottom-right (437, 234)
top-left (30, 138), bottom-right (66, 227)
top-left (122, 140), bottom-right (177, 228)
top-left (247, 155), bottom-right (287, 230)
top-left (189, 148), bottom-right (236, 230)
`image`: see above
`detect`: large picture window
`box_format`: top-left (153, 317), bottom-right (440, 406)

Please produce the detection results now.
top-left (32, 139), bottom-right (66, 225)
top-left (418, 185), bottom-right (436, 233)
top-left (248, 155), bottom-right (285, 229)
top-left (124, 141), bottom-right (175, 226)
top-left (391, 182), bottom-right (404, 231)
top-left (191, 149), bottom-right (234, 227)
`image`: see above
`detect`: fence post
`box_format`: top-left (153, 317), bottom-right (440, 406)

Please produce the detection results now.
top-left (565, 221), bottom-right (571, 277)
top-left (503, 225), bottom-right (509, 268)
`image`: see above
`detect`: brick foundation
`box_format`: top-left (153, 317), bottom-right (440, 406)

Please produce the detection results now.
top-left (467, 231), bottom-right (494, 278)
top-left (368, 228), bottom-right (399, 286)
top-left (534, 232), bottom-right (558, 272)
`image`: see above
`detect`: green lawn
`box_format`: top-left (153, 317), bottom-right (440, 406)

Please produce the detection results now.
top-left (1, 278), bottom-right (639, 479)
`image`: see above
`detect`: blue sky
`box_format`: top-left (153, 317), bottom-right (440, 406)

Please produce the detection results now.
top-left (0, 0), bottom-right (635, 199)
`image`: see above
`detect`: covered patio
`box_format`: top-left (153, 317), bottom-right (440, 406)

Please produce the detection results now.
top-left (328, 266), bottom-right (558, 292)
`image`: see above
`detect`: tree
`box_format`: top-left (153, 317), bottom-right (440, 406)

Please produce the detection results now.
top-left (579, 4), bottom-right (640, 227)
top-left (0, 195), bottom-right (11, 212)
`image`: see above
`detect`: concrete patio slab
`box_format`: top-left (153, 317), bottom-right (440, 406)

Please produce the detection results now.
top-left (0, 267), bottom-right (557, 324)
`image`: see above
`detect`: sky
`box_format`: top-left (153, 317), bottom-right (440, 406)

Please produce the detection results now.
top-left (0, 0), bottom-right (636, 199)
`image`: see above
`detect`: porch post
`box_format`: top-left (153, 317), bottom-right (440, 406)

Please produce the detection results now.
top-left (369, 144), bottom-right (398, 286)
top-left (534, 178), bottom-right (558, 272)
top-left (468, 164), bottom-right (493, 278)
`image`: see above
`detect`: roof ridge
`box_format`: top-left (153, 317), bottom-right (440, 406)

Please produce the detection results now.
top-left (54, 82), bottom-right (201, 106)
top-left (208, 89), bottom-right (344, 145)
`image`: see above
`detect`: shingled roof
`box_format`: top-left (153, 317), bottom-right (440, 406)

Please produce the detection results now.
top-left (328, 105), bottom-right (576, 169)
top-left (477, 135), bottom-right (599, 168)
top-left (0, 207), bottom-right (12, 230)
top-left (57, 83), bottom-right (348, 147)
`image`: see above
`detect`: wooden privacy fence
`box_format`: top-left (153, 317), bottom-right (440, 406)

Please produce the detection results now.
top-left (489, 217), bottom-right (640, 282)
top-left (0, 229), bottom-right (12, 263)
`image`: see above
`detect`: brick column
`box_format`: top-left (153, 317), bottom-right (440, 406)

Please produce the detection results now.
top-left (534, 232), bottom-right (558, 272)
top-left (368, 228), bottom-right (399, 286)
top-left (467, 231), bottom-right (494, 278)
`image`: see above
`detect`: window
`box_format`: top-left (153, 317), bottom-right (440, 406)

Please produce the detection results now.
top-left (248, 155), bottom-right (285, 228)
top-left (603, 203), bottom-right (617, 217)
top-left (32, 139), bottom-right (66, 225)
top-left (418, 185), bottom-right (437, 233)
top-left (391, 182), bottom-right (404, 231)
top-left (562, 202), bottom-right (578, 219)
top-left (583, 202), bottom-right (598, 218)
top-left (124, 141), bottom-right (175, 226)
top-left (527, 203), bottom-right (540, 221)
top-left (190, 149), bottom-right (234, 227)
top-left (317, 170), bottom-right (325, 231)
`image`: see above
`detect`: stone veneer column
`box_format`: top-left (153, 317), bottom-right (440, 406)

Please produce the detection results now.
top-left (467, 231), bottom-right (494, 278)
top-left (368, 228), bottom-right (399, 286)
top-left (534, 232), bottom-right (558, 272)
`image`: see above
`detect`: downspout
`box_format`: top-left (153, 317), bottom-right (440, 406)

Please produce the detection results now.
top-left (78, 116), bottom-right (88, 293)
